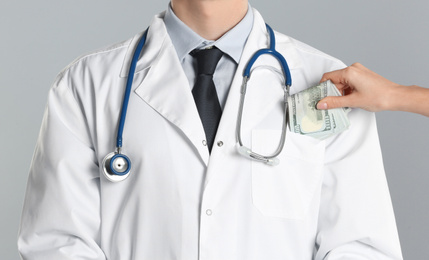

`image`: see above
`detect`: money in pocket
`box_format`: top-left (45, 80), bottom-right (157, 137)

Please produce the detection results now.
top-left (287, 80), bottom-right (351, 140)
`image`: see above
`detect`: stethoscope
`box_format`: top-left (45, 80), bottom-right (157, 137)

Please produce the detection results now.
top-left (102, 24), bottom-right (291, 182)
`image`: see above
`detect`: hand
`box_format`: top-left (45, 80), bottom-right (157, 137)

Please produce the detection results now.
top-left (316, 63), bottom-right (401, 112)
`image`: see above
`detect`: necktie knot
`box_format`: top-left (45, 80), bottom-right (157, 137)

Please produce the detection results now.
top-left (193, 47), bottom-right (224, 76)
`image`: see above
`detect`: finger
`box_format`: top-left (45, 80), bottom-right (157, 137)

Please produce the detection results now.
top-left (316, 95), bottom-right (356, 110)
top-left (320, 69), bottom-right (344, 83)
top-left (320, 70), bottom-right (348, 91)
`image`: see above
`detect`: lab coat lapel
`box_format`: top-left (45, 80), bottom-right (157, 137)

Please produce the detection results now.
top-left (123, 14), bottom-right (209, 166)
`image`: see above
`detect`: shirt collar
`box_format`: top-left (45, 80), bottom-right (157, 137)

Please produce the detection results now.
top-left (163, 3), bottom-right (253, 63)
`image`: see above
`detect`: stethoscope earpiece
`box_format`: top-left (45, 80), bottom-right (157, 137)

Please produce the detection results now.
top-left (102, 152), bottom-right (132, 182)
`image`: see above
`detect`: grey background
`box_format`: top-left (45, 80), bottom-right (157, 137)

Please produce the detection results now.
top-left (1, 0), bottom-right (428, 259)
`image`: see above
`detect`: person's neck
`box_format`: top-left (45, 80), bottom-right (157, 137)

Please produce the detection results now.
top-left (170, 0), bottom-right (248, 41)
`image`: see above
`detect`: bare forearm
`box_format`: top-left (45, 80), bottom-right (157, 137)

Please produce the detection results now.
top-left (390, 85), bottom-right (429, 117)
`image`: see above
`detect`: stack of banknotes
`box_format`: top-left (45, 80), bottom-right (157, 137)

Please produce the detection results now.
top-left (287, 80), bottom-right (351, 140)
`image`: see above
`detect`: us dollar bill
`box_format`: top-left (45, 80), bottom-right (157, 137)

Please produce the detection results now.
top-left (287, 80), bottom-right (351, 140)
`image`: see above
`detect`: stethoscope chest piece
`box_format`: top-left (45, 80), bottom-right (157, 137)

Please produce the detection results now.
top-left (102, 152), bottom-right (132, 182)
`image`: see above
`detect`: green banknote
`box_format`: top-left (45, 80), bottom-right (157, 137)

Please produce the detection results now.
top-left (287, 80), bottom-right (351, 140)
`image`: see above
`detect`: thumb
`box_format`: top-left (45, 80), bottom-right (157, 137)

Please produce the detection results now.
top-left (317, 95), bottom-right (353, 110)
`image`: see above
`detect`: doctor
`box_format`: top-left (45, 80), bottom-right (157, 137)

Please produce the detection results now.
top-left (18, 0), bottom-right (402, 259)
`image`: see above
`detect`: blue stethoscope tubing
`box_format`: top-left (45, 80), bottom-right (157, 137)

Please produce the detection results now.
top-left (102, 29), bottom-right (148, 182)
top-left (103, 24), bottom-right (292, 182)
top-left (243, 24), bottom-right (291, 86)
top-left (117, 29), bottom-right (149, 149)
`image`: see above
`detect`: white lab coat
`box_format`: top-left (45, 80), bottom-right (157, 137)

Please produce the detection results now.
top-left (18, 9), bottom-right (402, 260)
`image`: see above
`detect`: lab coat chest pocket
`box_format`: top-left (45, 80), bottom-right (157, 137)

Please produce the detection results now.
top-left (251, 130), bottom-right (325, 219)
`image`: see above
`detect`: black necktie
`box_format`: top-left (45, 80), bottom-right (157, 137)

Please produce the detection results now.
top-left (192, 47), bottom-right (223, 152)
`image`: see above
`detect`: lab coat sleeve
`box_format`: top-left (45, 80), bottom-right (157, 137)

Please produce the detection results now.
top-left (18, 73), bottom-right (106, 259)
top-left (314, 110), bottom-right (403, 259)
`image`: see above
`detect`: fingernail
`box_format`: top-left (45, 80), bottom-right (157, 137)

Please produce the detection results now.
top-left (316, 102), bottom-right (328, 110)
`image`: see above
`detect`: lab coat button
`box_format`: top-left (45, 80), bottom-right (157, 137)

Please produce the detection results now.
top-left (217, 141), bottom-right (223, 147)
top-left (206, 209), bottom-right (212, 216)
top-left (202, 140), bottom-right (207, 146)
